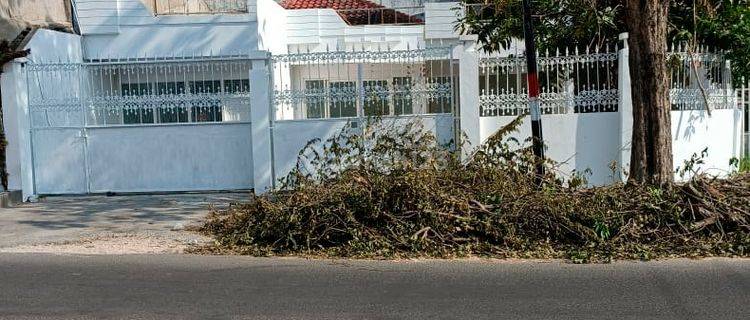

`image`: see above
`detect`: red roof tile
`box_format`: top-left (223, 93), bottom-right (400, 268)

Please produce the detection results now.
top-left (279, 0), bottom-right (423, 25)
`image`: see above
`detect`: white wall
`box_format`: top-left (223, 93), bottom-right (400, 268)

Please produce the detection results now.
top-left (424, 2), bottom-right (460, 40)
top-left (74, 0), bottom-right (120, 34)
top-left (671, 108), bottom-right (743, 179)
top-left (85, 123), bottom-right (254, 193)
top-left (74, 0), bottom-right (464, 58)
top-left (1, 64), bottom-right (28, 193)
top-left (24, 29), bottom-right (84, 63)
top-left (76, 0), bottom-right (259, 58)
top-left (272, 115), bottom-right (454, 181)
top-left (480, 113), bottom-right (623, 185)
top-left (257, 0), bottom-right (288, 53)
top-left (1, 29), bottom-right (83, 197)
top-left (285, 9), bottom-right (424, 52)
top-left (477, 108), bottom-right (742, 186)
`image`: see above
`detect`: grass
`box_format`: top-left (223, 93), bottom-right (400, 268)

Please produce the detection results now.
top-left (739, 157), bottom-right (750, 173)
top-left (194, 117), bottom-right (750, 262)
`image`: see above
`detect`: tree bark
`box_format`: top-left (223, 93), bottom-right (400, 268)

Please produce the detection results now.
top-left (625, 0), bottom-right (674, 185)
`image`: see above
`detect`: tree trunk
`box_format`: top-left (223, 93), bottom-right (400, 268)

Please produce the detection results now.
top-left (625, 0), bottom-right (674, 185)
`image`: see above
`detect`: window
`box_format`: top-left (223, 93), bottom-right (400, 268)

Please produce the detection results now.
top-left (190, 80), bottom-right (222, 122)
top-left (156, 82), bottom-right (189, 123)
top-left (122, 83), bottom-right (155, 124)
top-left (329, 81), bottom-right (358, 118)
top-left (153, 0), bottom-right (249, 15)
top-left (224, 79), bottom-right (250, 94)
top-left (119, 78), bottom-right (248, 124)
top-left (363, 80), bottom-right (390, 116)
top-left (305, 80), bottom-right (326, 119)
top-left (392, 77), bottom-right (413, 115)
top-left (121, 82), bottom-right (189, 124)
top-left (428, 77), bottom-right (453, 114)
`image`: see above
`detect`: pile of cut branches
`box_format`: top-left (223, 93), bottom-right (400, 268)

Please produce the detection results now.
top-left (196, 117), bottom-right (749, 262)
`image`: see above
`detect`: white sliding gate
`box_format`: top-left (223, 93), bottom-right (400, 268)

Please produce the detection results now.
top-left (26, 55), bottom-right (261, 194)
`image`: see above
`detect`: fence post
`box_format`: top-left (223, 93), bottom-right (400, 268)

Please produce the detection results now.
top-left (457, 35), bottom-right (480, 157)
top-left (250, 57), bottom-right (274, 194)
top-left (617, 32), bottom-right (633, 182)
top-left (727, 59), bottom-right (743, 162)
top-left (1, 61), bottom-right (34, 201)
top-left (744, 79), bottom-right (749, 157)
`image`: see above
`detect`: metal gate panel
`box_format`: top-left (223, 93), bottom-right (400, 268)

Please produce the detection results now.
top-left (85, 124), bottom-right (253, 193)
top-left (31, 129), bottom-right (88, 194)
top-left (26, 56), bottom-right (258, 194)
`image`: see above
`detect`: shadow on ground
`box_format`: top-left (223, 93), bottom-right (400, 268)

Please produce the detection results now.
top-left (0, 193), bottom-right (250, 248)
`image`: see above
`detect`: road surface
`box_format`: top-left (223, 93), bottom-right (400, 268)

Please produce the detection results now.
top-left (0, 254), bottom-right (747, 319)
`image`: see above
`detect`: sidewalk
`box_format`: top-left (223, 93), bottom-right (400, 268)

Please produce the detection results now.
top-left (0, 193), bottom-right (248, 254)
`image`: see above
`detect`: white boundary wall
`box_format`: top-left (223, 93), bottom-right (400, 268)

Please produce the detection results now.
top-left (480, 113), bottom-right (623, 185)
top-left (462, 35), bottom-right (742, 185)
top-left (671, 108), bottom-right (743, 178)
top-left (1, 29), bottom-right (744, 198)
top-left (271, 115), bottom-right (455, 183)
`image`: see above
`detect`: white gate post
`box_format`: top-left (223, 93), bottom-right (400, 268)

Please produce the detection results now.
top-left (250, 57), bottom-right (274, 194)
top-left (457, 35), bottom-right (480, 157)
top-left (617, 33), bottom-right (633, 182)
top-left (1, 61), bottom-right (35, 201)
top-left (727, 59), bottom-right (743, 163)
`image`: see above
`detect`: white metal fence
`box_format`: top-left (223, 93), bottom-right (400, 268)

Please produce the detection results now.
top-left (478, 44), bottom-right (736, 117)
top-left (271, 46), bottom-right (456, 121)
top-left (24, 55), bottom-right (259, 195)
top-left (26, 56), bottom-right (253, 129)
top-left (479, 45), bottom-right (620, 116)
top-left (667, 45), bottom-right (734, 111)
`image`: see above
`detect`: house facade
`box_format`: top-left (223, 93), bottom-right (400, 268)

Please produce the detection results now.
top-left (0, 0), bottom-right (743, 201)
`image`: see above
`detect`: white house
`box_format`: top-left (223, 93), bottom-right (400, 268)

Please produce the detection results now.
top-left (0, 0), bottom-right (743, 201)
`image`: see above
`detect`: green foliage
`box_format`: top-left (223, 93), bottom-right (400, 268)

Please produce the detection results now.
top-left (670, 0), bottom-right (750, 83)
top-left (457, 0), bottom-right (750, 81)
top-left (457, 0), bottom-right (623, 52)
top-left (198, 118), bottom-right (750, 261)
top-left (676, 147), bottom-right (709, 179)
top-left (731, 156), bottom-right (750, 172)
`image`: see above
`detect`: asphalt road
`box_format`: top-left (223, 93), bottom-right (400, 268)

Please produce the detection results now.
top-left (0, 254), bottom-right (748, 320)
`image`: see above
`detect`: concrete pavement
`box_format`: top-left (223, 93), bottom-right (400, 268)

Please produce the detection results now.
top-left (0, 254), bottom-right (747, 319)
top-left (0, 193), bottom-right (249, 251)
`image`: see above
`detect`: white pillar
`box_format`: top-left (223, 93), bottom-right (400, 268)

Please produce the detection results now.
top-left (250, 58), bottom-right (274, 194)
top-left (617, 33), bottom-right (633, 182)
top-left (457, 35), bottom-right (480, 157)
top-left (1, 61), bottom-right (34, 200)
top-left (727, 60), bottom-right (743, 163)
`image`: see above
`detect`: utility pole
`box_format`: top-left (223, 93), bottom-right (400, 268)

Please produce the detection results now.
top-left (522, 0), bottom-right (546, 182)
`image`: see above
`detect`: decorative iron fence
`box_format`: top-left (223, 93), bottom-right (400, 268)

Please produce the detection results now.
top-left (667, 45), bottom-right (734, 111)
top-left (26, 56), bottom-right (253, 128)
top-left (271, 46), bottom-right (456, 121)
top-left (479, 46), bottom-right (620, 117)
top-left (150, 0), bottom-right (248, 15)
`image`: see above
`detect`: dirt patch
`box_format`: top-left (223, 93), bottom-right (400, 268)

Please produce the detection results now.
top-left (0, 233), bottom-right (212, 255)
